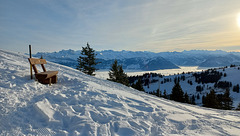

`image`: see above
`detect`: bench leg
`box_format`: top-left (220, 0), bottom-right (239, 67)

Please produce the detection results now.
top-left (49, 78), bottom-right (52, 86)
top-left (48, 75), bottom-right (57, 85)
top-left (52, 75), bottom-right (57, 83)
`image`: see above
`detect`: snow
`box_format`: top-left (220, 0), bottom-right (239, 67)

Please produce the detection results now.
top-left (1, 49), bottom-right (240, 135)
top-left (34, 98), bottom-right (56, 122)
top-left (130, 66), bottom-right (240, 108)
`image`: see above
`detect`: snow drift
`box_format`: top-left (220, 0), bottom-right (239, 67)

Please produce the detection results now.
top-left (0, 49), bottom-right (240, 136)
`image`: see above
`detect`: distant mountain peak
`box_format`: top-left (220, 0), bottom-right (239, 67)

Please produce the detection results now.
top-left (33, 49), bottom-right (240, 69)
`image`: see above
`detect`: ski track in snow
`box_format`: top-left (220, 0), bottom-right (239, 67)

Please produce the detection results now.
top-left (0, 49), bottom-right (240, 136)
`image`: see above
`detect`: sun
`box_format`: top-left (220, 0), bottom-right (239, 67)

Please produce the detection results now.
top-left (238, 13), bottom-right (240, 28)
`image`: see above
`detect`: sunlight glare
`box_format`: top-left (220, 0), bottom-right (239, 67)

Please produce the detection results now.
top-left (238, 13), bottom-right (240, 28)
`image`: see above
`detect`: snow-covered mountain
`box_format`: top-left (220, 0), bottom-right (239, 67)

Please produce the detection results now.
top-left (198, 54), bottom-right (240, 67)
top-left (33, 49), bottom-right (240, 70)
top-left (157, 50), bottom-right (240, 67)
top-left (35, 49), bottom-right (158, 60)
top-left (96, 57), bottom-right (179, 70)
top-left (1, 49), bottom-right (240, 135)
top-left (97, 50), bottom-right (158, 60)
top-left (33, 50), bottom-right (179, 70)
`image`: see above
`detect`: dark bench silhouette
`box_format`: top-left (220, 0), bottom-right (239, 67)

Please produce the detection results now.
top-left (28, 58), bottom-right (58, 84)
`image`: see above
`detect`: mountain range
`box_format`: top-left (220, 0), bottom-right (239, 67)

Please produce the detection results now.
top-left (33, 49), bottom-right (240, 70)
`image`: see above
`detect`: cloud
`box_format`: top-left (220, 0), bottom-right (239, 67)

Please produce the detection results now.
top-left (1, 0), bottom-right (240, 53)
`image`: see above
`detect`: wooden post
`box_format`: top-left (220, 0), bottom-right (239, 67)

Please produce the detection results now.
top-left (29, 45), bottom-right (33, 79)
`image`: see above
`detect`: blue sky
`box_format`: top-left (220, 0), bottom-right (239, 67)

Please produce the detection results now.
top-left (1, 0), bottom-right (240, 53)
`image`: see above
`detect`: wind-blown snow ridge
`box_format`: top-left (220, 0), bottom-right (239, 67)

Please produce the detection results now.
top-left (0, 49), bottom-right (240, 136)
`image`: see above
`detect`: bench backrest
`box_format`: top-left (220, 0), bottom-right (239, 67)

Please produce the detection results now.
top-left (28, 58), bottom-right (47, 74)
top-left (28, 58), bottom-right (47, 65)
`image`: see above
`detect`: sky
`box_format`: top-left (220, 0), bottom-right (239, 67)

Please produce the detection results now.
top-left (1, 0), bottom-right (240, 53)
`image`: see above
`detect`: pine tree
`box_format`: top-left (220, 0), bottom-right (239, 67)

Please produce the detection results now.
top-left (108, 60), bottom-right (129, 86)
top-left (203, 89), bottom-right (220, 109)
top-left (236, 103), bottom-right (240, 111)
top-left (170, 82), bottom-right (184, 102)
top-left (118, 65), bottom-right (129, 86)
top-left (76, 43), bottom-right (99, 76)
top-left (191, 95), bottom-right (196, 105)
top-left (163, 90), bottom-right (168, 99)
top-left (197, 94), bottom-right (200, 99)
top-left (156, 89), bottom-right (161, 97)
top-left (222, 88), bottom-right (233, 110)
top-left (233, 84), bottom-right (239, 93)
top-left (202, 95), bottom-right (206, 105)
top-left (132, 78), bottom-right (144, 91)
top-left (108, 60), bottom-right (118, 82)
top-left (184, 92), bottom-right (190, 103)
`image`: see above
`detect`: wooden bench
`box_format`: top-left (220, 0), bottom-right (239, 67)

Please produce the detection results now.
top-left (28, 58), bottom-right (58, 85)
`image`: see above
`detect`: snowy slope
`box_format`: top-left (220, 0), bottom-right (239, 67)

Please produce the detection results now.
top-left (142, 66), bottom-right (240, 108)
top-left (1, 49), bottom-right (240, 136)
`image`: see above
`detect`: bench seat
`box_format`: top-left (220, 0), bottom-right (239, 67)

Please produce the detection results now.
top-left (35, 71), bottom-right (58, 79)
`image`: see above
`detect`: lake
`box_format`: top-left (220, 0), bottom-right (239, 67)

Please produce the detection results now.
top-left (95, 66), bottom-right (211, 79)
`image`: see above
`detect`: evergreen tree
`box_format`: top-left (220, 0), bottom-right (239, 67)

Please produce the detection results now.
top-left (163, 90), bottom-right (168, 99)
top-left (156, 89), bottom-right (161, 97)
top-left (202, 95), bottom-right (206, 105)
top-left (118, 65), bottom-right (129, 86)
top-left (222, 88), bottom-right (233, 110)
top-left (132, 78), bottom-right (144, 91)
top-left (233, 84), bottom-right (239, 93)
top-left (76, 43), bottom-right (99, 76)
top-left (184, 92), bottom-right (190, 103)
top-left (191, 95), bottom-right (196, 105)
top-left (108, 60), bottom-right (129, 86)
top-left (197, 94), bottom-right (200, 100)
top-left (203, 89), bottom-right (220, 109)
top-left (108, 60), bottom-right (118, 82)
top-left (236, 103), bottom-right (240, 111)
top-left (170, 82), bottom-right (184, 102)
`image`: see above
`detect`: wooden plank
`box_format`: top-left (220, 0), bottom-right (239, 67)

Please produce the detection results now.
top-left (41, 64), bottom-right (46, 72)
top-left (32, 65), bottom-right (38, 74)
top-left (28, 58), bottom-right (47, 65)
top-left (52, 75), bottom-right (57, 83)
top-left (35, 71), bottom-right (58, 79)
top-left (38, 78), bottom-right (51, 84)
top-left (38, 76), bottom-right (57, 84)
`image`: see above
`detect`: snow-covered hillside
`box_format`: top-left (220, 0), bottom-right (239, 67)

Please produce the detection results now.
top-left (139, 66), bottom-right (240, 108)
top-left (1, 49), bottom-right (240, 136)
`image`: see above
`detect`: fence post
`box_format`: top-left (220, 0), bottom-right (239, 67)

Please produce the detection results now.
top-left (29, 45), bottom-right (33, 79)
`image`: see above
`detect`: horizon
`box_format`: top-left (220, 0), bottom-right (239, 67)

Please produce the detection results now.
top-left (33, 48), bottom-right (240, 54)
top-left (1, 0), bottom-right (240, 53)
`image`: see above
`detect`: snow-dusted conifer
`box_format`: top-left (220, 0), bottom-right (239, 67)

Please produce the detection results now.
top-left (222, 88), bottom-right (233, 110)
top-left (170, 82), bottom-right (184, 102)
top-left (108, 60), bottom-right (129, 86)
top-left (76, 43), bottom-right (99, 76)
top-left (132, 78), bottom-right (144, 91)
top-left (203, 89), bottom-right (220, 109)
